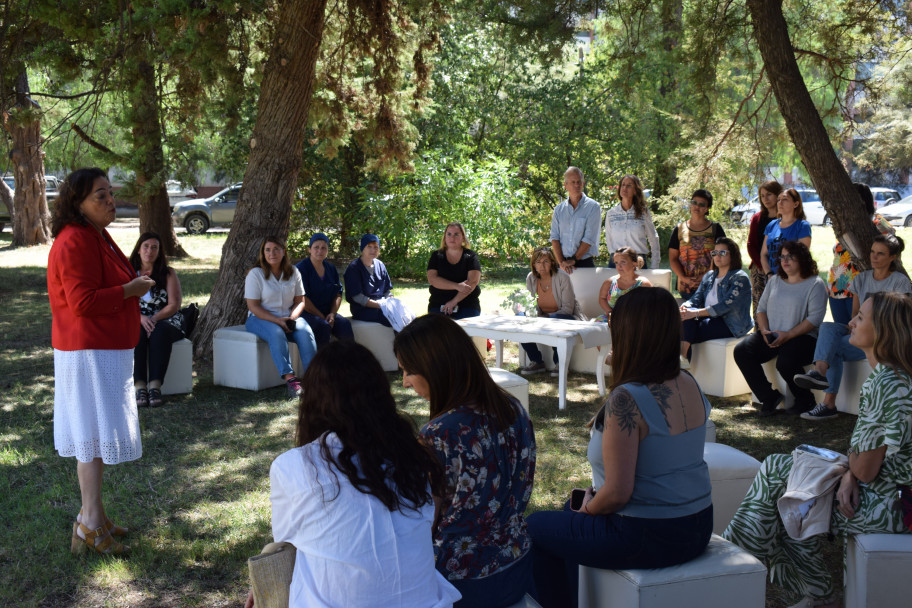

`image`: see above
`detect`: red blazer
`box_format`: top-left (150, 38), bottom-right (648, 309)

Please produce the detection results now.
top-left (47, 223), bottom-right (141, 350)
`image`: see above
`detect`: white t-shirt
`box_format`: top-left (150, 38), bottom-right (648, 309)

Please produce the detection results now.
top-left (244, 267), bottom-right (304, 317)
top-left (704, 276), bottom-right (722, 309)
top-left (270, 433), bottom-right (461, 608)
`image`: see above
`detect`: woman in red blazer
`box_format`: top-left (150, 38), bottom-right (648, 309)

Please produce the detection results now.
top-left (48, 168), bottom-right (155, 556)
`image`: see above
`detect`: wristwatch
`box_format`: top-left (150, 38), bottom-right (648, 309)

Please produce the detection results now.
top-left (566, 255), bottom-right (576, 263)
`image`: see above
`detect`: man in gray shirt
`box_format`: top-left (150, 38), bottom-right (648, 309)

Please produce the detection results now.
top-left (550, 167), bottom-right (601, 274)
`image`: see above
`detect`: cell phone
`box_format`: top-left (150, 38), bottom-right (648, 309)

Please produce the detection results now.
top-left (796, 444), bottom-right (843, 461)
top-left (570, 488), bottom-right (587, 511)
top-left (766, 332), bottom-right (779, 344)
top-left (285, 319), bottom-right (296, 331)
top-left (440, 305), bottom-right (459, 314)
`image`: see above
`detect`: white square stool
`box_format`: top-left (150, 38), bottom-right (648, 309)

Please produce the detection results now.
top-left (704, 443), bottom-right (761, 534)
top-left (845, 533), bottom-right (912, 608)
top-left (488, 367), bottom-right (529, 411)
top-left (350, 319), bottom-right (398, 372)
top-left (160, 338), bottom-right (193, 395)
top-left (213, 325), bottom-right (305, 391)
top-left (690, 337), bottom-right (750, 397)
top-left (578, 534), bottom-right (766, 608)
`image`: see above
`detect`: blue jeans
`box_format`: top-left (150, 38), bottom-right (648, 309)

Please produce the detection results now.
top-left (427, 305), bottom-right (481, 320)
top-left (527, 501), bottom-right (713, 608)
top-left (450, 552), bottom-right (533, 608)
top-left (812, 322), bottom-right (865, 394)
top-left (245, 315), bottom-right (317, 377)
top-left (521, 313), bottom-right (574, 364)
top-left (828, 295), bottom-right (854, 326)
top-left (300, 311), bottom-right (354, 347)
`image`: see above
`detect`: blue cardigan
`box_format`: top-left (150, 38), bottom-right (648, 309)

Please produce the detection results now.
top-left (683, 269), bottom-right (753, 338)
top-left (344, 258), bottom-right (392, 317)
top-left (296, 258), bottom-right (343, 315)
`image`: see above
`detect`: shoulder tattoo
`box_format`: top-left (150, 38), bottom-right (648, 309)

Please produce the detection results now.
top-left (648, 383), bottom-right (674, 427)
top-left (607, 388), bottom-right (639, 437)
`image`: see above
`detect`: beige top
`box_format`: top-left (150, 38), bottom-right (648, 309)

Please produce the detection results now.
top-left (526, 269), bottom-right (585, 319)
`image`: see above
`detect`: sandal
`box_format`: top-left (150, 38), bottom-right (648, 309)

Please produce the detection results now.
top-left (71, 521), bottom-right (130, 556)
top-left (78, 508), bottom-right (128, 537)
top-left (148, 388), bottom-right (163, 407)
top-left (136, 388), bottom-right (149, 407)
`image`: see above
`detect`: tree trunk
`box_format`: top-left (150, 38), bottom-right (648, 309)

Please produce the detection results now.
top-left (653, 0), bottom-right (682, 198)
top-left (746, 0), bottom-right (876, 268)
top-left (6, 70), bottom-right (51, 246)
top-left (194, 0), bottom-right (328, 358)
top-left (128, 55), bottom-right (187, 257)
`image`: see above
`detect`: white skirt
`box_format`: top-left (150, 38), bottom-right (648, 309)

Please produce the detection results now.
top-left (54, 349), bottom-right (142, 464)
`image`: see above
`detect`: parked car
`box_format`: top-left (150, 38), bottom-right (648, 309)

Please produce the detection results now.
top-left (880, 194), bottom-right (912, 228)
top-left (730, 188), bottom-right (825, 226)
top-left (166, 180), bottom-right (198, 210)
top-left (870, 187), bottom-right (902, 209)
top-left (1, 175), bottom-right (61, 229)
top-left (171, 183), bottom-right (241, 234)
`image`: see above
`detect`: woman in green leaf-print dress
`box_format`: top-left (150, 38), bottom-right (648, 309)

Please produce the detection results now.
top-left (723, 291), bottom-right (912, 608)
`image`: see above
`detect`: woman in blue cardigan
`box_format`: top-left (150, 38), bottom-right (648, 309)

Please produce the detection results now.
top-left (344, 234), bottom-right (394, 327)
top-left (679, 237), bottom-right (752, 360)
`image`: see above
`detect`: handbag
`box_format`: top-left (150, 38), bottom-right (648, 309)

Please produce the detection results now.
top-left (248, 541), bottom-right (295, 608)
top-left (180, 303), bottom-right (199, 337)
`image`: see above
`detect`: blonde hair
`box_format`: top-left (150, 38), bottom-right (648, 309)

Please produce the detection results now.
top-left (871, 292), bottom-right (912, 379)
top-left (438, 222), bottom-right (471, 251)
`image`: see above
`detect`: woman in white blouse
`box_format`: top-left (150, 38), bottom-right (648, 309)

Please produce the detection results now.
top-left (249, 341), bottom-right (461, 608)
top-left (244, 236), bottom-right (317, 398)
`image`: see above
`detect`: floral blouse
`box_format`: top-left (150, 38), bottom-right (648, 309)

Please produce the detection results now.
top-left (419, 399), bottom-right (536, 581)
top-left (827, 214), bottom-right (894, 298)
top-left (139, 282), bottom-right (183, 332)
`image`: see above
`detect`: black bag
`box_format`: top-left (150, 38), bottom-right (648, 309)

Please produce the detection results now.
top-left (180, 303), bottom-right (200, 337)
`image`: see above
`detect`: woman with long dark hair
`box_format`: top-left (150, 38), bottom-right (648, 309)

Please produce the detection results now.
top-left (526, 287), bottom-right (713, 608)
top-left (129, 232), bottom-right (184, 407)
top-left (747, 180), bottom-right (783, 317)
top-left (262, 341), bottom-right (461, 607)
top-left (395, 315), bottom-right (536, 608)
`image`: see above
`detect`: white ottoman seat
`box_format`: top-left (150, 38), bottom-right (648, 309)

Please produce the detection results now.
top-left (704, 443), bottom-right (761, 534)
top-left (350, 319), bottom-right (398, 372)
top-left (690, 337), bottom-right (750, 397)
top-left (213, 325), bottom-right (305, 391)
top-left (845, 533), bottom-right (912, 608)
top-left (159, 337), bottom-right (193, 395)
top-left (488, 367), bottom-right (529, 411)
top-left (578, 534), bottom-right (766, 608)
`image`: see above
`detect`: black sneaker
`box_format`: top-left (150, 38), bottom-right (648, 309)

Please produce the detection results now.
top-left (785, 402), bottom-right (813, 415)
top-left (793, 370), bottom-right (829, 390)
top-left (758, 392), bottom-right (784, 417)
top-left (800, 403), bottom-right (838, 421)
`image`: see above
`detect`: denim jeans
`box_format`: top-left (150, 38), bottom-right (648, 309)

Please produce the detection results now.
top-left (134, 320), bottom-right (184, 383)
top-left (521, 313), bottom-right (575, 364)
top-left (828, 295), bottom-right (854, 326)
top-left (245, 314), bottom-right (317, 377)
top-left (300, 311), bottom-right (354, 347)
top-left (449, 552), bottom-right (533, 608)
top-left (426, 305), bottom-right (481, 320)
top-left (812, 322), bottom-right (865, 394)
top-left (734, 332), bottom-right (817, 408)
top-left (527, 501), bottom-right (713, 608)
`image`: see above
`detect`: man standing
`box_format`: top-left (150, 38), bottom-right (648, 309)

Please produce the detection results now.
top-left (550, 167), bottom-right (601, 274)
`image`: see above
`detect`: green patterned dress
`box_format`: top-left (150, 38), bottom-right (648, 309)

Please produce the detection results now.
top-left (723, 363), bottom-right (912, 602)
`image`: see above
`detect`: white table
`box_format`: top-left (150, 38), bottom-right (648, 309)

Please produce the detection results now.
top-left (457, 315), bottom-right (611, 410)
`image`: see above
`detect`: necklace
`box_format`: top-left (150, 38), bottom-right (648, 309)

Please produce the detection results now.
top-left (540, 281), bottom-right (552, 292)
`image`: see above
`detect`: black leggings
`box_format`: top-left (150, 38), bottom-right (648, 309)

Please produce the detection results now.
top-left (134, 320), bottom-right (184, 384)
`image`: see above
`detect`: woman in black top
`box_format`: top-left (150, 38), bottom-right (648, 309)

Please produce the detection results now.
top-left (426, 222), bottom-right (482, 319)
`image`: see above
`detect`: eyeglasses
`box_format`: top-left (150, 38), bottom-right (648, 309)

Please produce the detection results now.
top-left (690, 200), bottom-right (709, 208)
top-left (779, 254), bottom-right (796, 262)
top-left (710, 250), bottom-right (730, 257)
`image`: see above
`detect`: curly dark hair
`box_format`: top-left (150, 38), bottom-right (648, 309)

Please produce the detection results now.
top-left (295, 341), bottom-right (442, 512)
top-left (51, 168), bottom-right (108, 237)
top-left (776, 240), bottom-right (817, 280)
top-left (129, 233), bottom-right (171, 289)
top-left (394, 314), bottom-right (519, 432)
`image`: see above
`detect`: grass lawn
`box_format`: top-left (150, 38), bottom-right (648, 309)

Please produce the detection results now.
top-left (2, 225), bottom-right (907, 607)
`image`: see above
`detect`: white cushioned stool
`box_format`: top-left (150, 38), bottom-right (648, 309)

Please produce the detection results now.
top-left (350, 319), bottom-right (398, 372)
top-left (489, 367), bottom-right (529, 411)
top-left (689, 337), bottom-right (750, 397)
top-left (160, 338), bottom-right (193, 395)
top-left (845, 533), bottom-right (912, 608)
top-left (704, 443), bottom-right (761, 534)
top-left (578, 534), bottom-right (766, 608)
top-left (755, 359), bottom-right (868, 416)
top-left (213, 325), bottom-right (305, 391)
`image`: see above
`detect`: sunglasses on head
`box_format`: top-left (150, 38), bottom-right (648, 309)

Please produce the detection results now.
top-left (710, 250), bottom-right (730, 257)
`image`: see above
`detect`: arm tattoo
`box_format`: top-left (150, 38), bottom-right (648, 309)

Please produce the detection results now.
top-left (648, 383), bottom-right (674, 428)
top-left (607, 388), bottom-right (639, 437)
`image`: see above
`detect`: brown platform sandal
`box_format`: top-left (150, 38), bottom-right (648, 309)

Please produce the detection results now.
top-left (71, 521), bottom-right (130, 556)
top-left (78, 508), bottom-right (128, 537)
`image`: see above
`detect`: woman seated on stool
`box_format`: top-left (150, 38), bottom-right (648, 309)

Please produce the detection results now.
top-left (344, 234), bottom-right (395, 327)
top-left (734, 240), bottom-right (827, 417)
top-left (679, 237), bottom-right (752, 360)
top-left (594, 246), bottom-right (652, 324)
top-left (519, 246), bottom-right (584, 376)
top-left (427, 222), bottom-right (482, 319)
top-left (795, 234), bottom-right (912, 421)
top-left (526, 287), bottom-right (713, 608)
top-left (395, 314), bottom-right (536, 608)
top-left (724, 291), bottom-right (912, 608)
top-left (130, 232), bottom-right (185, 407)
top-left (245, 236), bottom-right (317, 399)
top-left (248, 340), bottom-right (461, 608)
top-left (294, 232), bottom-right (354, 346)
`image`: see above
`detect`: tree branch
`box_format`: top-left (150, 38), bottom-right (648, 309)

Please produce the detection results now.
top-left (70, 123), bottom-right (123, 160)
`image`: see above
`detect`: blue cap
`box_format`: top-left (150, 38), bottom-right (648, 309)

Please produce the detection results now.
top-left (360, 234), bottom-right (379, 251)
top-left (309, 232), bottom-right (329, 246)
